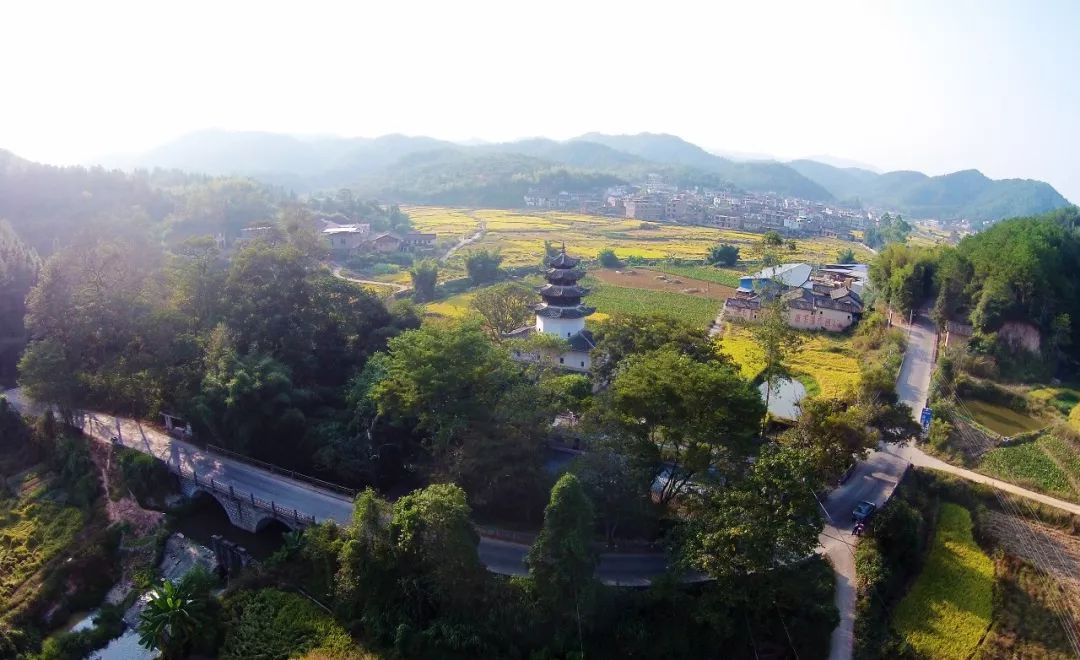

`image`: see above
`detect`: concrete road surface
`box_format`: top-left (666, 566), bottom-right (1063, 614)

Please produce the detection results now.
top-left (822, 310), bottom-right (938, 660)
top-left (2, 388), bottom-right (671, 585)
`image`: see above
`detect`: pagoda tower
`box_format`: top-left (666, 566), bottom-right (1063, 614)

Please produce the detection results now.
top-left (533, 247), bottom-right (595, 371)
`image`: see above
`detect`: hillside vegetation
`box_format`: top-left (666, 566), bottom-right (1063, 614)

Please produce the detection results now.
top-left (788, 159), bottom-right (1069, 221)
top-left (872, 207), bottom-right (1080, 370)
top-left (101, 131), bottom-right (1070, 220)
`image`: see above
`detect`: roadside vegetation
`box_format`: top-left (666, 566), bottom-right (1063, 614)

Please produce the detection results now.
top-left (0, 403), bottom-right (124, 659)
top-left (853, 468), bottom-right (1080, 660)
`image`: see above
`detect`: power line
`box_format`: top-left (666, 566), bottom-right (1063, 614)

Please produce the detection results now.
top-left (946, 404), bottom-right (1080, 656)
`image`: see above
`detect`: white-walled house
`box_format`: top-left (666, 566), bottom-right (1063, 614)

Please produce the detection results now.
top-left (723, 283), bottom-right (863, 332)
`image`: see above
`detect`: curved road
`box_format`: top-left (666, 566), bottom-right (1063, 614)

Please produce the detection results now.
top-left (1, 388), bottom-right (670, 586)
top-left (7, 310), bottom-right (1077, 634)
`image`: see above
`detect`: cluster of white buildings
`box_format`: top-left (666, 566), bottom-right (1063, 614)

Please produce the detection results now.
top-left (525, 179), bottom-right (871, 240)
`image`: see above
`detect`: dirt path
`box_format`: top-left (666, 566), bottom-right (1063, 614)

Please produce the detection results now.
top-left (330, 264), bottom-right (410, 294)
top-left (441, 212), bottom-right (486, 263)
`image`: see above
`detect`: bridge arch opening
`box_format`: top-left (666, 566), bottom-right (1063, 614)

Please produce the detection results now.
top-left (253, 517), bottom-right (293, 547)
top-left (173, 490), bottom-right (285, 560)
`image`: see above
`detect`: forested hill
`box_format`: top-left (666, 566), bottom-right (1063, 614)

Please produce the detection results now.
top-left (101, 131), bottom-right (1070, 220)
top-left (787, 159), bottom-right (1070, 222)
top-left (100, 131), bottom-right (831, 201)
top-left (0, 149), bottom-right (405, 261)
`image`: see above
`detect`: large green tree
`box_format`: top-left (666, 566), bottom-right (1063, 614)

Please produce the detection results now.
top-left (409, 258), bottom-right (438, 302)
top-left (590, 313), bottom-right (724, 385)
top-left (470, 282), bottom-right (534, 338)
top-left (595, 348), bottom-right (764, 504)
top-left (464, 248), bottom-right (503, 285)
top-left (748, 294), bottom-right (804, 424)
top-left (527, 473), bottom-right (597, 651)
top-left (369, 321), bottom-right (552, 514)
top-left (680, 444), bottom-right (821, 581)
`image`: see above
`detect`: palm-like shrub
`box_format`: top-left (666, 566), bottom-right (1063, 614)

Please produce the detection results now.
top-left (137, 578), bottom-right (209, 658)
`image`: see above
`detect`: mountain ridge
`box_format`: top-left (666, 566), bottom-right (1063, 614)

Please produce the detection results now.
top-left (89, 130), bottom-right (1070, 221)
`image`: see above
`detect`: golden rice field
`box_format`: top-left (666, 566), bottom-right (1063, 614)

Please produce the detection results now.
top-left (717, 322), bottom-right (861, 398)
top-left (402, 206), bottom-right (875, 276)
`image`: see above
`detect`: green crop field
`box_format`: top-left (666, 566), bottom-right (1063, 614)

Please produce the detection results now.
top-left (584, 281), bottom-right (720, 327)
top-left (647, 263), bottom-right (744, 288)
top-left (424, 275), bottom-right (723, 327)
top-left (892, 503), bottom-right (994, 660)
top-left (978, 440), bottom-right (1076, 499)
top-left (1038, 433), bottom-right (1080, 487)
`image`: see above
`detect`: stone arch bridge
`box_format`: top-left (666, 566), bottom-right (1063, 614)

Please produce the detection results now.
top-left (173, 462), bottom-right (316, 533)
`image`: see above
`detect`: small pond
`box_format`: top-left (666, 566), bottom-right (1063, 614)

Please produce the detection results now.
top-left (759, 377), bottom-right (806, 420)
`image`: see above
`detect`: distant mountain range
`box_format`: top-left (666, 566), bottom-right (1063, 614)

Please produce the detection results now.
top-left (99, 130), bottom-right (1071, 221)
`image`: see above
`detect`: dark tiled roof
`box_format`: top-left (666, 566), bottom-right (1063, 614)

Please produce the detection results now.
top-left (535, 303), bottom-right (595, 319)
top-left (503, 326), bottom-right (535, 339)
top-left (946, 321), bottom-right (973, 336)
top-left (724, 297), bottom-right (759, 310)
top-left (547, 251), bottom-right (582, 268)
top-left (537, 284), bottom-right (589, 297)
top-left (567, 330), bottom-right (596, 352)
top-left (545, 267), bottom-right (584, 283)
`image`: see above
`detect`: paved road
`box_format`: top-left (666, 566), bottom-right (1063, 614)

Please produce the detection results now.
top-left (822, 310), bottom-right (938, 660)
top-left (1, 388), bottom-right (671, 585)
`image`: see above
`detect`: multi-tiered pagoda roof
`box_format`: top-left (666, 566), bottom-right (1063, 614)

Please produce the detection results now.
top-left (535, 249), bottom-right (595, 319)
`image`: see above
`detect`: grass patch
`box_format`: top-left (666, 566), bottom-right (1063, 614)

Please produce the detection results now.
top-left (719, 322), bottom-right (860, 398)
top-left (960, 398), bottom-right (1045, 436)
top-left (892, 502), bottom-right (994, 660)
top-left (0, 475), bottom-right (87, 607)
top-left (1029, 386), bottom-right (1080, 416)
top-left (978, 440), bottom-right (1076, 499)
top-left (793, 372), bottom-right (822, 398)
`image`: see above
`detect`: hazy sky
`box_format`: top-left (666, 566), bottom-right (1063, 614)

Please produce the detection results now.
top-left (2, 0), bottom-right (1078, 201)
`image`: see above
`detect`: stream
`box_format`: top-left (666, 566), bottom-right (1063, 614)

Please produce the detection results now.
top-left (69, 498), bottom-right (288, 659)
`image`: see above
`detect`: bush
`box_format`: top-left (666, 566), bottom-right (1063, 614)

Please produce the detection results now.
top-left (597, 248), bottom-right (620, 268)
top-left (220, 589), bottom-right (360, 660)
top-left (369, 263), bottom-right (400, 276)
top-left (118, 450), bottom-right (170, 503)
top-left (707, 244), bottom-right (739, 266)
top-left (33, 604), bottom-right (124, 660)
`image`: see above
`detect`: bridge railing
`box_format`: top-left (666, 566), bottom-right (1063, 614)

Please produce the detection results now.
top-left (171, 461), bottom-right (317, 526)
top-left (205, 443), bottom-right (358, 499)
